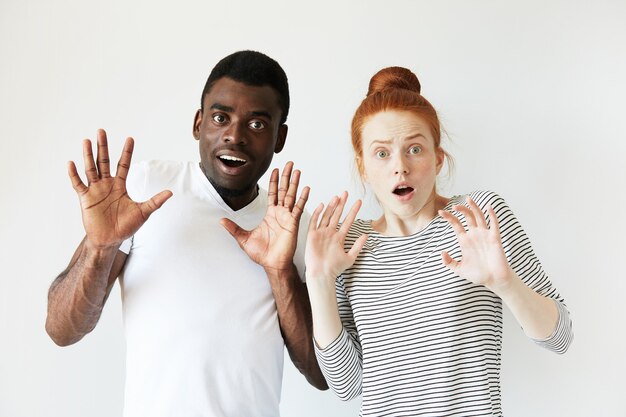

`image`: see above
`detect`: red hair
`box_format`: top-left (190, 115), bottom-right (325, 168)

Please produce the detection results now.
top-left (351, 66), bottom-right (448, 176)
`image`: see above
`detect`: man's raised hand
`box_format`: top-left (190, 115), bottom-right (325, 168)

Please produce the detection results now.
top-left (220, 161), bottom-right (308, 271)
top-left (68, 129), bottom-right (172, 248)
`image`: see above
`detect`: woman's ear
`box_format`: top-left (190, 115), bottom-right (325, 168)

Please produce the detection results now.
top-left (356, 156), bottom-right (367, 182)
top-left (435, 148), bottom-right (445, 175)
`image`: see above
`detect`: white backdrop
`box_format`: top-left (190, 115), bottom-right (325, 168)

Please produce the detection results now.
top-left (1, 1), bottom-right (625, 416)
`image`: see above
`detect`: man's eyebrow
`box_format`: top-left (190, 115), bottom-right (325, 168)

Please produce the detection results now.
top-left (208, 104), bottom-right (273, 120)
top-left (250, 111), bottom-right (273, 120)
top-left (208, 103), bottom-right (234, 113)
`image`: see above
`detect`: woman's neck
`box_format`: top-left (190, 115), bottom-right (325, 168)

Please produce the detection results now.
top-left (372, 193), bottom-right (450, 236)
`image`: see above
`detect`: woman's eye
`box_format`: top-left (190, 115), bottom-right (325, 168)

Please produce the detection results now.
top-left (376, 150), bottom-right (389, 158)
top-left (249, 120), bottom-right (265, 130)
top-left (212, 114), bottom-right (227, 124)
top-left (409, 146), bottom-right (422, 155)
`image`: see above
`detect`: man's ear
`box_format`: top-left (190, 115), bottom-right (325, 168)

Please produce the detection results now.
top-left (192, 109), bottom-right (202, 140)
top-left (274, 124), bottom-right (288, 153)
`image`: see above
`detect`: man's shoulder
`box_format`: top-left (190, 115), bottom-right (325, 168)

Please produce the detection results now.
top-left (127, 160), bottom-right (194, 195)
top-left (133, 160), bottom-right (194, 182)
top-left (135, 160), bottom-right (189, 174)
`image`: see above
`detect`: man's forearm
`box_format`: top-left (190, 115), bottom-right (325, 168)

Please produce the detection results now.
top-left (45, 239), bottom-right (121, 346)
top-left (265, 264), bottom-right (328, 390)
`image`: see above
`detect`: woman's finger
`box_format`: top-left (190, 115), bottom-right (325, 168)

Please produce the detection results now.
top-left (467, 197), bottom-right (488, 229)
top-left (452, 204), bottom-right (476, 228)
top-left (339, 199), bottom-right (362, 236)
top-left (329, 191), bottom-right (348, 228)
top-left (487, 205), bottom-right (502, 240)
top-left (319, 195), bottom-right (339, 227)
top-left (439, 209), bottom-right (466, 236)
top-left (308, 203), bottom-right (324, 233)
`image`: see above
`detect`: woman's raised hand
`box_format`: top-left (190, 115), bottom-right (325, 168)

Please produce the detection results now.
top-left (305, 192), bottom-right (368, 282)
top-left (439, 197), bottom-right (515, 292)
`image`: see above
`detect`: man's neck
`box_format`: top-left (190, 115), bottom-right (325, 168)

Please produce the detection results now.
top-left (198, 162), bottom-right (259, 211)
top-left (220, 185), bottom-right (259, 211)
top-left (208, 178), bottom-right (259, 211)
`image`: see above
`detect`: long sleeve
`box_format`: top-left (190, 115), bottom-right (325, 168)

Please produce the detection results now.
top-left (473, 190), bottom-right (573, 354)
top-left (314, 276), bottom-right (363, 401)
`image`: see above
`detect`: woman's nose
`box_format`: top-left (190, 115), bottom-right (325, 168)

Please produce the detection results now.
top-left (393, 156), bottom-right (409, 175)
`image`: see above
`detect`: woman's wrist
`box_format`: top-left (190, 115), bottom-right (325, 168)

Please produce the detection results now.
top-left (306, 271), bottom-right (337, 288)
top-left (485, 267), bottom-right (520, 298)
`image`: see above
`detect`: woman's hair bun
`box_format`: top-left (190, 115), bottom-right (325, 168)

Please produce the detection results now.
top-left (367, 66), bottom-right (421, 97)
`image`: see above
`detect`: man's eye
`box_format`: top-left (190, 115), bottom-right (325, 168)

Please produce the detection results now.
top-left (376, 150), bottom-right (389, 158)
top-left (212, 114), bottom-right (227, 124)
top-left (249, 120), bottom-right (265, 130)
top-left (408, 146), bottom-right (422, 155)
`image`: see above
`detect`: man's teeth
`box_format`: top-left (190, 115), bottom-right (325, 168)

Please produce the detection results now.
top-left (220, 155), bottom-right (246, 163)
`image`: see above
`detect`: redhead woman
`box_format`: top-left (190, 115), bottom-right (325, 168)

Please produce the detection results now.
top-left (305, 67), bottom-right (573, 417)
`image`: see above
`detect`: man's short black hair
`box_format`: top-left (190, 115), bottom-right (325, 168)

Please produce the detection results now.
top-left (201, 50), bottom-right (290, 125)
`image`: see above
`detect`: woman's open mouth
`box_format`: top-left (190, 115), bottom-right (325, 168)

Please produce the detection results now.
top-left (393, 185), bottom-right (414, 196)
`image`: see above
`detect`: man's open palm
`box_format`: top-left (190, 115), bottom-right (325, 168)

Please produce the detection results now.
top-left (68, 129), bottom-right (172, 248)
top-left (221, 162), bottom-right (308, 271)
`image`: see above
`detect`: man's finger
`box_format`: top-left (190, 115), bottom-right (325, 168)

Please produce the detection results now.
top-left (277, 161), bottom-right (293, 206)
top-left (283, 169), bottom-right (301, 209)
top-left (83, 139), bottom-right (98, 184)
top-left (116, 137), bottom-right (135, 181)
top-left (67, 161), bottom-right (88, 195)
top-left (220, 218), bottom-right (250, 249)
top-left (97, 129), bottom-right (111, 178)
top-left (292, 185), bottom-right (310, 221)
top-left (267, 168), bottom-right (279, 206)
top-left (139, 190), bottom-right (173, 219)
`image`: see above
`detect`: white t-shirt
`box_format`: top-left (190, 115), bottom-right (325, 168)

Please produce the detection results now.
top-left (118, 160), bottom-right (307, 417)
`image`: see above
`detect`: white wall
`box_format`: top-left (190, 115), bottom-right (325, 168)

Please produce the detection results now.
top-left (1, 1), bottom-right (625, 416)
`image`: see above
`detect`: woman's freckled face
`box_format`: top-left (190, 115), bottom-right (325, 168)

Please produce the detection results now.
top-left (361, 110), bottom-right (444, 220)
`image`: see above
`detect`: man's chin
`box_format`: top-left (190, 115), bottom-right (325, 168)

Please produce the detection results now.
top-left (209, 177), bottom-right (255, 199)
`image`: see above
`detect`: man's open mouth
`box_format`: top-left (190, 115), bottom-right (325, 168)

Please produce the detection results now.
top-left (218, 155), bottom-right (247, 168)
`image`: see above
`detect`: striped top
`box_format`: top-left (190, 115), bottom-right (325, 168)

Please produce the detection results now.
top-left (314, 191), bottom-right (573, 417)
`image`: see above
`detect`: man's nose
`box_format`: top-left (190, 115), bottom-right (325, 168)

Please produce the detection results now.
top-left (223, 123), bottom-right (247, 145)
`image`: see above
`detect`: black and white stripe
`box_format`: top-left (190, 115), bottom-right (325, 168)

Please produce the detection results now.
top-left (315, 190), bottom-right (573, 417)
